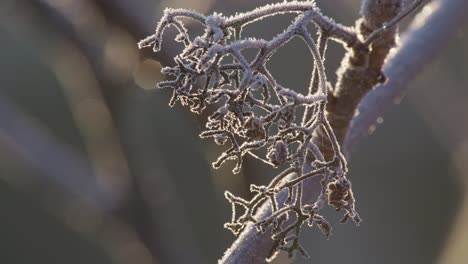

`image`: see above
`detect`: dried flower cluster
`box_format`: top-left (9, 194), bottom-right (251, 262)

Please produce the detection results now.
top-left (138, 1), bottom-right (363, 259)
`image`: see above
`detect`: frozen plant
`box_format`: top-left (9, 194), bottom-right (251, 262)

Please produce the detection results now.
top-left (138, 0), bottom-right (427, 260)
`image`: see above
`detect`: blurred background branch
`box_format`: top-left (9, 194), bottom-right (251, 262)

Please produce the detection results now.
top-left (1, 0), bottom-right (208, 263)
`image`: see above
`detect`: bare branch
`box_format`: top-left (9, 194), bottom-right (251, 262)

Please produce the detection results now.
top-left (138, 2), bottom-right (365, 261)
top-left (345, 0), bottom-right (468, 154)
top-left (136, 0), bottom-right (458, 262)
top-left (322, 0), bottom-right (405, 159)
top-left (217, 0), bottom-right (428, 262)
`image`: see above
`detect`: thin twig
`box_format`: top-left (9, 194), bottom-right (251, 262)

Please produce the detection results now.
top-left (363, 0), bottom-right (429, 46)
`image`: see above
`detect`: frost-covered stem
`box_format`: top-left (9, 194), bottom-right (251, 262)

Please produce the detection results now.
top-left (299, 27), bottom-right (328, 97)
top-left (345, 0), bottom-right (468, 154)
top-left (220, 173), bottom-right (323, 264)
top-left (223, 1), bottom-right (357, 46)
top-left (303, 31), bottom-right (328, 125)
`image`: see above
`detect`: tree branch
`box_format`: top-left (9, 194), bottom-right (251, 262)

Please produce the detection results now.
top-left (345, 0), bottom-right (468, 154)
top-left (321, 0), bottom-right (405, 158)
top-left (219, 0), bottom-right (464, 262)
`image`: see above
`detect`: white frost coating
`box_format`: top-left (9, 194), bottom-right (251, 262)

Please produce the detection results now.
top-left (139, 1), bottom-right (362, 262)
top-left (206, 13), bottom-right (225, 42)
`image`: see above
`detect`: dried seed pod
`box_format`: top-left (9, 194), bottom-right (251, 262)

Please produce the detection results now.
top-left (243, 115), bottom-right (266, 140)
top-left (267, 140), bottom-right (289, 166)
top-left (327, 178), bottom-right (351, 210)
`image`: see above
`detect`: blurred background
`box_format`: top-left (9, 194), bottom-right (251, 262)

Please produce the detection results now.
top-left (0, 0), bottom-right (466, 263)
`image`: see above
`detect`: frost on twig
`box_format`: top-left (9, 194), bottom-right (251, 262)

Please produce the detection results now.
top-left (138, 1), bottom-right (364, 259)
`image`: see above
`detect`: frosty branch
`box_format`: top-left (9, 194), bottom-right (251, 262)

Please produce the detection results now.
top-left (138, 0), bottom-right (428, 262)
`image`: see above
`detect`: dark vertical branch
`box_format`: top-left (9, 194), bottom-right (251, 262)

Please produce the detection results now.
top-left (322, 0), bottom-right (405, 158)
